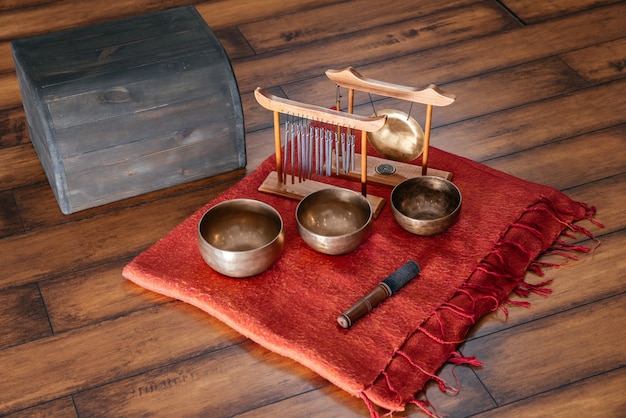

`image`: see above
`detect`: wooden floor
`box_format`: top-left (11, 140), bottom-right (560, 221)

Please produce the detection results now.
top-left (1, 1), bottom-right (625, 416)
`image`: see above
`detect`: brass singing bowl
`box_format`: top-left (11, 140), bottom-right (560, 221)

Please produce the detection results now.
top-left (296, 188), bottom-right (373, 255)
top-left (391, 176), bottom-right (462, 236)
top-left (367, 109), bottom-right (425, 162)
top-left (198, 199), bottom-right (285, 278)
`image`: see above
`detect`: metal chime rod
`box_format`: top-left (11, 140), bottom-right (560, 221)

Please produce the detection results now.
top-left (283, 120), bottom-right (289, 183)
top-left (289, 119), bottom-right (296, 184)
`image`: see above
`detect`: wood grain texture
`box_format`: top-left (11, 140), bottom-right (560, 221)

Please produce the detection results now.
top-left (560, 37), bottom-right (626, 84)
top-left (462, 294), bottom-right (626, 405)
top-left (500, 0), bottom-right (623, 23)
top-left (73, 341), bottom-right (327, 417)
top-left (0, 0), bottom-right (624, 416)
top-left (0, 302), bottom-right (245, 414)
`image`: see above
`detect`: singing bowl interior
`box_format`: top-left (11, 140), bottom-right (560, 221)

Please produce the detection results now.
top-left (296, 188), bottom-right (373, 255)
top-left (367, 109), bottom-right (424, 162)
top-left (198, 199), bottom-right (285, 278)
top-left (391, 176), bottom-right (462, 236)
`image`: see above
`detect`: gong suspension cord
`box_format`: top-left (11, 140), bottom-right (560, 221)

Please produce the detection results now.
top-left (406, 101), bottom-right (414, 121)
top-left (368, 93), bottom-right (377, 117)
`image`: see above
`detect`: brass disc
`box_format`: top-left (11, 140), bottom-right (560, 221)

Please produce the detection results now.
top-left (366, 109), bottom-right (424, 162)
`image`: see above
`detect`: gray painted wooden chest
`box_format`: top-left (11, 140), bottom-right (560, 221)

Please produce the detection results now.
top-left (12, 6), bottom-right (245, 214)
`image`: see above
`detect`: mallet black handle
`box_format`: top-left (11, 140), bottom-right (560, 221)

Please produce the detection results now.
top-left (337, 261), bottom-right (421, 329)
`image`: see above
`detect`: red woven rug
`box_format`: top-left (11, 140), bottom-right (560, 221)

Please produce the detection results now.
top-left (123, 147), bottom-right (597, 415)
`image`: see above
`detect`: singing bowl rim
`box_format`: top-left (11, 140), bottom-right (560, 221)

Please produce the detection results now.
top-left (296, 188), bottom-right (373, 255)
top-left (197, 198), bottom-right (285, 278)
top-left (367, 108), bottom-right (425, 163)
top-left (390, 176), bottom-right (462, 236)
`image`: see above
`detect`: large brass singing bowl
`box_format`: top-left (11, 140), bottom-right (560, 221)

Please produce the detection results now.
top-left (198, 199), bottom-right (285, 278)
top-left (296, 188), bottom-right (373, 255)
top-left (391, 176), bottom-right (462, 236)
top-left (367, 109), bottom-right (424, 162)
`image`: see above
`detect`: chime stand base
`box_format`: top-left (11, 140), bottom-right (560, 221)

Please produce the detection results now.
top-left (258, 172), bottom-right (387, 218)
top-left (331, 154), bottom-right (453, 186)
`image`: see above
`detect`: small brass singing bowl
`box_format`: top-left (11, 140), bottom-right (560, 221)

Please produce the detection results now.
top-left (198, 199), bottom-right (285, 278)
top-left (367, 109), bottom-right (425, 162)
top-left (296, 188), bottom-right (373, 255)
top-left (391, 176), bottom-right (462, 236)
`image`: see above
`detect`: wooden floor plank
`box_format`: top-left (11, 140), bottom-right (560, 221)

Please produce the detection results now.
top-left (483, 124), bottom-right (626, 190)
top-left (560, 37), bottom-right (626, 84)
top-left (195, 0), bottom-right (340, 30)
top-left (472, 366), bottom-right (626, 417)
top-left (0, 283), bottom-right (50, 349)
top-left (235, 383), bottom-right (370, 418)
top-left (462, 293), bottom-right (626, 405)
top-left (237, 0), bottom-right (477, 53)
top-left (0, 144), bottom-right (46, 191)
top-left (0, 72), bottom-right (21, 113)
top-left (0, 190), bottom-right (22, 238)
top-left (73, 340), bottom-right (325, 417)
top-left (0, 302), bottom-right (245, 415)
top-left (500, 0), bottom-right (623, 24)
top-left (40, 259), bottom-right (170, 333)
top-left (434, 80), bottom-right (626, 161)
top-left (232, 2), bottom-right (517, 93)
top-left (564, 172), bottom-right (626, 237)
top-left (0, 107), bottom-right (28, 148)
top-left (3, 397), bottom-right (78, 418)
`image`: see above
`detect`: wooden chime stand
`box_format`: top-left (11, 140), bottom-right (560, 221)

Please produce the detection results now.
top-left (254, 87), bottom-right (388, 217)
top-left (325, 67), bottom-right (456, 183)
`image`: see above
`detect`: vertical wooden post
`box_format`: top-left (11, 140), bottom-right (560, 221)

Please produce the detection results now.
top-left (273, 111), bottom-right (282, 182)
top-left (348, 88), bottom-right (354, 114)
top-left (361, 129), bottom-right (367, 196)
top-left (421, 104), bottom-right (433, 176)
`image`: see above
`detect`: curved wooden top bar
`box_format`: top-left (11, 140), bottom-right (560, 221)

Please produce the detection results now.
top-left (325, 67), bottom-right (456, 107)
top-left (254, 87), bottom-right (387, 132)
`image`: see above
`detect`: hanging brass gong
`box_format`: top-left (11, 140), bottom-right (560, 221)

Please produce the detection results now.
top-left (367, 109), bottom-right (424, 163)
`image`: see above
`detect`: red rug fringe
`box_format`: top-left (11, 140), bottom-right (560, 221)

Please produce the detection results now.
top-left (360, 195), bottom-right (601, 417)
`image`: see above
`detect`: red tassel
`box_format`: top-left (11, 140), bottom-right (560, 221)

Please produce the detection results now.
top-left (527, 263), bottom-right (546, 276)
top-left (448, 351), bottom-right (483, 368)
top-left (408, 398), bottom-right (437, 417)
top-left (360, 392), bottom-right (381, 418)
top-left (397, 351), bottom-right (455, 394)
top-left (503, 298), bottom-right (532, 308)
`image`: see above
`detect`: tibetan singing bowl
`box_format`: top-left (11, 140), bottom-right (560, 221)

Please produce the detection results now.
top-left (296, 188), bottom-right (373, 255)
top-left (198, 199), bottom-right (285, 278)
top-left (391, 176), bottom-right (462, 236)
top-left (367, 109), bottom-right (424, 162)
